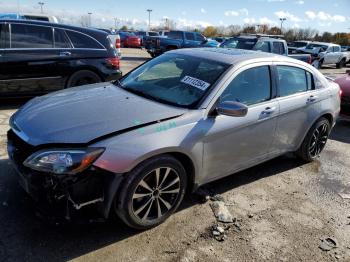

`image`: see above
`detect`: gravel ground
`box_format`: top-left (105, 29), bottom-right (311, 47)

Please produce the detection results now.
top-left (0, 48), bottom-right (350, 262)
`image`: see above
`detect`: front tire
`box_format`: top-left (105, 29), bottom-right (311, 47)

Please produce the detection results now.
top-left (115, 155), bottom-right (187, 229)
top-left (296, 117), bottom-right (330, 162)
top-left (336, 59), bottom-right (345, 69)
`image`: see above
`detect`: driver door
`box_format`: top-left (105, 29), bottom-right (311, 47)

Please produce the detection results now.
top-left (202, 64), bottom-right (279, 183)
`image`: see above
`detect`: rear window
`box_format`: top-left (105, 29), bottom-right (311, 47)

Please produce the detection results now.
top-left (54, 28), bottom-right (71, 48)
top-left (11, 24), bottom-right (53, 48)
top-left (221, 38), bottom-right (257, 50)
top-left (66, 30), bottom-right (103, 49)
top-left (168, 31), bottom-right (183, 40)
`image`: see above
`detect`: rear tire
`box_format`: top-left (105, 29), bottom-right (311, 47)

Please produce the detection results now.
top-left (66, 70), bottom-right (102, 88)
top-left (115, 155), bottom-right (187, 230)
top-left (336, 59), bottom-right (345, 69)
top-left (295, 117), bottom-right (330, 162)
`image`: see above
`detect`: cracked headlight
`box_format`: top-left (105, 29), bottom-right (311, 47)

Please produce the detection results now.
top-left (24, 148), bottom-right (104, 175)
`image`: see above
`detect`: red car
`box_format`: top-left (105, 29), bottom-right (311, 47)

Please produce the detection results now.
top-left (335, 70), bottom-right (350, 117)
top-left (119, 31), bottom-right (141, 48)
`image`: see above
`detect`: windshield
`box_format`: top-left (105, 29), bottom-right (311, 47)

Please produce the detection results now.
top-left (220, 38), bottom-right (257, 50)
top-left (305, 44), bottom-right (328, 50)
top-left (149, 32), bottom-right (159, 36)
top-left (119, 54), bottom-right (230, 108)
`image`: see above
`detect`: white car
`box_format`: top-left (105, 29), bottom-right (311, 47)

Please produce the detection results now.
top-left (303, 42), bottom-right (350, 69)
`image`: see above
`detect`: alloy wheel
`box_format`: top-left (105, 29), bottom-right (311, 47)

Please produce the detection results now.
top-left (309, 123), bottom-right (329, 158)
top-left (132, 167), bottom-right (181, 221)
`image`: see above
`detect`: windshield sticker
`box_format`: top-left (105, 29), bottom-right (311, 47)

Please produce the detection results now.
top-left (181, 76), bottom-right (210, 91)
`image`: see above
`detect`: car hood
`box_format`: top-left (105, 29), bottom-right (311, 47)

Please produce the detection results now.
top-left (12, 83), bottom-right (187, 146)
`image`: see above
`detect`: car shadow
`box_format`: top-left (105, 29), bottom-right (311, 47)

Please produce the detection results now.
top-left (0, 152), bottom-right (306, 261)
top-left (329, 118), bottom-right (350, 144)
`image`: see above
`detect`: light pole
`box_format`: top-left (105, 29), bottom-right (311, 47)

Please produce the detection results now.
top-left (279, 17), bottom-right (286, 34)
top-left (147, 9), bottom-right (152, 30)
top-left (114, 17), bottom-right (118, 30)
top-left (88, 12), bottom-right (92, 27)
top-left (38, 2), bottom-right (44, 14)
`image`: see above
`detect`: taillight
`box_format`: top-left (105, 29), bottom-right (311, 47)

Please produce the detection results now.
top-left (307, 56), bottom-right (312, 64)
top-left (115, 38), bottom-right (121, 49)
top-left (106, 57), bottom-right (120, 69)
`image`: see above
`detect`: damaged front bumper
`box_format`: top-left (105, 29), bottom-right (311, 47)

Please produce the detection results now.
top-left (7, 130), bottom-right (124, 222)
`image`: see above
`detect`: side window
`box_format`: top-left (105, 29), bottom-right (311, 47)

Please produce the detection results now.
top-left (195, 33), bottom-right (205, 42)
top-left (0, 24), bottom-right (4, 48)
top-left (326, 47), bottom-right (333, 53)
top-left (254, 41), bottom-right (270, 52)
top-left (220, 66), bottom-right (271, 106)
top-left (333, 46), bottom-right (340, 52)
top-left (185, 32), bottom-right (195, 40)
top-left (65, 30), bottom-right (103, 49)
top-left (272, 42), bottom-right (285, 55)
top-left (54, 28), bottom-right (71, 48)
top-left (277, 66), bottom-right (308, 97)
top-left (11, 24), bottom-right (53, 48)
top-left (168, 31), bottom-right (183, 40)
top-left (306, 71), bottom-right (314, 90)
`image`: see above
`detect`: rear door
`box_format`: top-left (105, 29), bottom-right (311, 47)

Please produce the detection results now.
top-left (1, 23), bottom-right (63, 96)
top-left (273, 64), bottom-right (320, 153)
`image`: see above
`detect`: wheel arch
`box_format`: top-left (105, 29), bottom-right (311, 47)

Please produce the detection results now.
top-left (65, 67), bottom-right (105, 88)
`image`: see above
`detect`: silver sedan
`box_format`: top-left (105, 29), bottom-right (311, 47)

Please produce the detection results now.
top-left (8, 48), bottom-right (341, 229)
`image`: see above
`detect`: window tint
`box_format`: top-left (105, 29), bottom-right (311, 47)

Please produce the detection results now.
top-left (185, 32), bottom-right (195, 40)
top-left (220, 66), bottom-right (271, 106)
top-left (254, 41), bottom-right (270, 52)
top-left (66, 30), bottom-right (103, 49)
top-left (277, 66), bottom-right (308, 97)
top-left (306, 71), bottom-right (314, 90)
top-left (272, 42), bottom-right (285, 54)
top-left (11, 24), bottom-right (53, 48)
top-left (333, 46), bottom-right (341, 52)
top-left (168, 31), bottom-right (183, 39)
top-left (195, 33), bottom-right (205, 42)
top-left (54, 28), bottom-right (71, 48)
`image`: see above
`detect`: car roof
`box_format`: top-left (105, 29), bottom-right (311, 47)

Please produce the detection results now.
top-left (169, 48), bottom-right (302, 65)
top-left (309, 41), bottom-right (338, 46)
top-left (0, 19), bottom-right (108, 36)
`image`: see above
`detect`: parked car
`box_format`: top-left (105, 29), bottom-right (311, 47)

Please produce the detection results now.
top-left (341, 46), bottom-right (350, 52)
top-left (301, 42), bottom-right (350, 69)
top-left (8, 48), bottom-right (340, 229)
top-left (287, 40), bottom-right (310, 54)
top-left (214, 37), bottom-right (228, 43)
top-left (0, 20), bottom-right (121, 97)
top-left (220, 34), bottom-right (312, 64)
top-left (118, 31), bottom-right (141, 48)
top-left (135, 31), bottom-right (159, 46)
top-left (0, 12), bottom-right (59, 23)
top-left (334, 70), bottom-right (350, 117)
top-left (144, 30), bottom-right (214, 57)
top-left (96, 28), bottom-right (122, 57)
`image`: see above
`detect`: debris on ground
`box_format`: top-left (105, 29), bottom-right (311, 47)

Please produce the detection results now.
top-left (247, 213), bottom-right (254, 218)
top-left (194, 187), bottom-right (212, 203)
top-left (319, 237), bottom-right (338, 251)
top-left (338, 192), bottom-right (350, 199)
top-left (210, 194), bottom-right (225, 202)
top-left (211, 225), bottom-right (228, 242)
top-left (210, 201), bottom-right (234, 223)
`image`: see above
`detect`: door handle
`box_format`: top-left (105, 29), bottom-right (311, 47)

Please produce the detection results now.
top-left (262, 106), bottom-right (276, 114)
top-left (307, 95), bottom-right (318, 103)
top-left (59, 51), bottom-right (71, 57)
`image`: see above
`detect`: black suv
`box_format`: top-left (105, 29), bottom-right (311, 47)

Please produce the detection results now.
top-left (0, 20), bottom-right (122, 97)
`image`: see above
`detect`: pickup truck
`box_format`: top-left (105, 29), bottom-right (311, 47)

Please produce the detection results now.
top-left (298, 42), bottom-right (350, 69)
top-left (220, 34), bottom-right (312, 64)
top-left (144, 30), bottom-right (218, 57)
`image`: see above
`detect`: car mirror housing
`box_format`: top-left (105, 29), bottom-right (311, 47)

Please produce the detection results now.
top-left (216, 101), bottom-right (248, 117)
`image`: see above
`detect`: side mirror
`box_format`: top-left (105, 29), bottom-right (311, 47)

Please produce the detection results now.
top-left (216, 101), bottom-right (248, 117)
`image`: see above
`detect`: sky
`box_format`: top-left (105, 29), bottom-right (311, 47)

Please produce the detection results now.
top-left (0, 0), bottom-right (349, 33)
